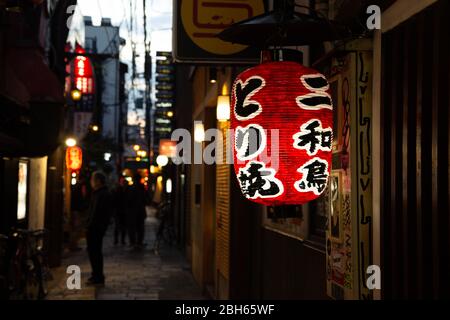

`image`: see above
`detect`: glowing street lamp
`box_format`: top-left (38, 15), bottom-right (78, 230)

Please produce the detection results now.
top-left (71, 89), bottom-right (82, 101)
top-left (133, 145), bottom-right (141, 152)
top-left (156, 155), bottom-right (169, 167)
top-left (138, 150), bottom-right (147, 158)
top-left (150, 165), bottom-right (160, 174)
top-left (65, 137), bottom-right (77, 147)
top-left (166, 178), bottom-right (172, 194)
top-left (216, 95), bottom-right (230, 121)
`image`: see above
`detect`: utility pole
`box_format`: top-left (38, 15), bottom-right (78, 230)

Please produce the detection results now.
top-left (143, 0), bottom-right (152, 160)
top-left (131, 0), bottom-right (136, 83)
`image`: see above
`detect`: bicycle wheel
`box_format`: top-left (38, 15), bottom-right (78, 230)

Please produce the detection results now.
top-left (8, 259), bottom-right (26, 300)
top-left (38, 256), bottom-right (50, 299)
top-left (24, 260), bottom-right (40, 300)
top-left (32, 255), bottom-right (48, 300)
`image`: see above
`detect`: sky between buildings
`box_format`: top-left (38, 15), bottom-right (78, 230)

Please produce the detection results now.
top-left (77, 0), bottom-right (172, 56)
top-left (77, 0), bottom-right (173, 126)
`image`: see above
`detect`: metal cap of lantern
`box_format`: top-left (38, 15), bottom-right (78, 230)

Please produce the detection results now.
top-left (217, 0), bottom-right (351, 47)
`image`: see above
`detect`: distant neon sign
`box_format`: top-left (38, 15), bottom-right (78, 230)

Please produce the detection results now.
top-left (74, 54), bottom-right (94, 94)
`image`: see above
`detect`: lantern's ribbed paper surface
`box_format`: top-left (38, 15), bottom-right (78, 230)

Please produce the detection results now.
top-left (231, 61), bottom-right (333, 206)
top-left (66, 146), bottom-right (83, 171)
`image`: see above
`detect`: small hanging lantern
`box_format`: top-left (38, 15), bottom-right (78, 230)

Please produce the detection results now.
top-left (73, 46), bottom-right (95, 95)
top-left (66, 146), bottom-right (83, 172)
top-left (231, 49), bottom-right (333, 206)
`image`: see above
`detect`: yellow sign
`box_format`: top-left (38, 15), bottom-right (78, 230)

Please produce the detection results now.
top-left (180, 0), bottom-right (265, 55)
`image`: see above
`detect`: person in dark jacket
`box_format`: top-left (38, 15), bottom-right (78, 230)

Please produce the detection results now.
top-left (125, 173), bottom-right (147, 249)
top-left (86, 171), bottom-right (113, 285)
top-left (113, 178), bottom-right (127, 245)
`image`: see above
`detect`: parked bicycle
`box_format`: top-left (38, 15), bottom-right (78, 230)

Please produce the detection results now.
top-left (5, 229), bottom-right (51, 300)
top-left (0, 234), bottom-right (8, 300)
top-left (153, 201), bottom-right (176, 254)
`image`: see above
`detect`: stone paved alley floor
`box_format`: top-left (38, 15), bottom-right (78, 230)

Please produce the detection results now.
top-left (46, 209), bottom-right (205, 300)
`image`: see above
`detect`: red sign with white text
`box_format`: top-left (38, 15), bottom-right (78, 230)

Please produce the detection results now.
top-left (66, 146), bottom-right (83, 171)
top-left (74, 55), bottom-right (95, 94)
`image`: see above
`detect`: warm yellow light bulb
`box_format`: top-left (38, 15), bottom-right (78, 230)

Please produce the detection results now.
top-left (216, 95), bottom-right (230, 121)
top-left (71, 89), bottom-right (82, 101)
top-left (156, 155), bottom-right (169, 167)
top-left (65, 138), bottom-right (77, 147)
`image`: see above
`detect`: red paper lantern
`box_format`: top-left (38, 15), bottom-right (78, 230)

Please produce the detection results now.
top-left (231, 61), bottom-right (333, 206)
top-left (74, 54), bottom-right (95, 94)
top-left (66, 146), bottom-right (83, 171)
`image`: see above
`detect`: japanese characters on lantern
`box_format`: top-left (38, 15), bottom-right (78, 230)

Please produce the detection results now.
top-left (66, 146), bottom-right (83, 172)
top-left (231, 61), bottom-right (333, 206)
top-left (74, 51), bottom-right (94, 94)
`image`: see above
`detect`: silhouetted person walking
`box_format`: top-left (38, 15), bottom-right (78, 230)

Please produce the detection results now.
top-left (86, 171), bottom-right (112, 285)
top-left (113, 178), bottom-right (127, 245)
top-left (70, 177), bottom-right (88, 251)
top-left (125, 173), bottom-right (147, 249)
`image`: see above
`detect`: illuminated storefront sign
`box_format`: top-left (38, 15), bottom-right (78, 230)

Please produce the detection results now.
top-left (159, 139), bottom-right (177, 158)
top-left (73, 47), bottom-right (95, 95)
top-left (174, 0), bottom-right (266, 63)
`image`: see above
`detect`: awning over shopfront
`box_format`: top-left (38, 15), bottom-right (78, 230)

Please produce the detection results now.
top-left (0, 61), bottom-right (30, 107)
top-left (8, 47), bottom-right (65, 104)
top-left (0, 47), bottom-right (65, 157)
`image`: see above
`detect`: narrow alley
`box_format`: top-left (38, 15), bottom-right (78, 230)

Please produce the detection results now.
top-left (46, 209), bottom-right (205, 300)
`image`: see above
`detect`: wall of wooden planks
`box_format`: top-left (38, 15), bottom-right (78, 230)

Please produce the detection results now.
top-left (380, 0), bottom-right (450, 299)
